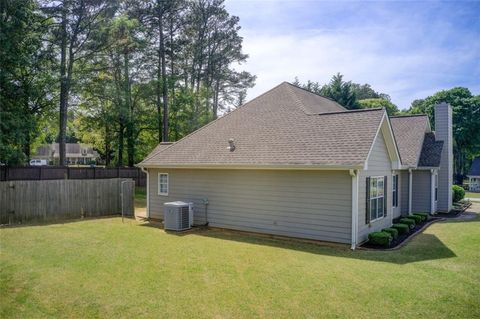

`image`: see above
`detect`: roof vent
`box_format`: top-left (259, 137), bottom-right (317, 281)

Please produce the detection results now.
top-left (227, 138), bottom-right (235, 152)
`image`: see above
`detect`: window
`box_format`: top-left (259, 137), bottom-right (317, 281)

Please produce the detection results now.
top-left (158, 173), bottom-right (169, 196)
top-left (435, 174), bottom-right (438, 201)
top-left (392, 174), bottom-right (398, 207)
top-left (369, 176), bottom-right (385, 221)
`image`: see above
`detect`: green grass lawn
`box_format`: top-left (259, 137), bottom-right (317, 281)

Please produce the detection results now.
top-left (466, 191), bottom-right (480, 198)
top-left (1, 210), bottom-right (479, 318)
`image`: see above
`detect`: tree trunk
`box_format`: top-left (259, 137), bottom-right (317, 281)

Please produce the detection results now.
top-left (213, 80), bottom-right (220, 119)
top-left (118, 123), bottom-right (124, 167)
top-left (156, 27), bottom-right (162, 143)
top-left (111, 52), bottom-right (124, 167)
top-left (23, 129), bottom-right (31, 161)
top-left (58, 5), bottom-right (68, 166)
top-left (159, 4), bottom-right (169, 142)
top-left (124, 52), bottom-right (134, 167)
top-left (104, 124), bottom-right (111, 167)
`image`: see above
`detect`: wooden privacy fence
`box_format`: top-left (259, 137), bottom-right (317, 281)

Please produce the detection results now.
top-left (0, 178), bottom-right (135, 225)
top-left (0, 166), bottom-right (146, 187)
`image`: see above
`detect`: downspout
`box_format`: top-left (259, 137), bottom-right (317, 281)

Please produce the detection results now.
top-left (349, 169), bottom-right (359, 250)
top-left (408, 168), bottom-right (413, 215)
top-left (430, 169), bottom-right (436, 215)
top-left (140, 167), bottom-right (149, 219)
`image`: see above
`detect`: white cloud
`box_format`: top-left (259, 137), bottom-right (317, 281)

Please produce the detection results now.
top-left (236, 28), bottom-right (478, 109)
top-left (227, 1), bottom-right (480, 110)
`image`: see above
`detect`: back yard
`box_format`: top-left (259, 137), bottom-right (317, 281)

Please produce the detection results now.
top-left (1, 205), bottom-right (479, 319)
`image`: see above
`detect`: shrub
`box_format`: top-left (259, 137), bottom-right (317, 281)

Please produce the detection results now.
top-left (407, 214), bottom-right (422, 223)
top-left (399, 218), bottom-right (416, 229)
top-left (413, 212), bottom-right (429, 221)
top-left (392, 223), bottom-right (409, 235)
top-left (382, 227), bottom-right (399, 240)
top-left (368, 231), bottom-right (392, 248)
top-left (452, 185), bottom-right (465, 203)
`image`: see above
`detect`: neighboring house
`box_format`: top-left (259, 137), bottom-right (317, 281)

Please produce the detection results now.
top-left (138, 82), bottom-right (453, 248)
top-left (467, 157), bottom-right (480, 192)
top-left (34, 143), bottom-right (99, 165)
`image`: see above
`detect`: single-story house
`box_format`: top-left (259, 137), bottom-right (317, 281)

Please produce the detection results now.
top-left (467, 157), bottom-right (480, 192)
top-left (138, 82), bottom-right (453, 249)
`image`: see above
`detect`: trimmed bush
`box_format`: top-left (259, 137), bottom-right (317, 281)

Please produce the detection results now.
top-left (392, 223), bottom-right (409, 235)
top-left (407, 214), bottom-right (422, 223)
top-left (452, 185), bottom-right (465, 203)
top-left (400, 218), bottom-right (416, 229)
top-left (382, 227), bottom-right (399, 240)
top-left (368, 231), bottom-right (392, 248)
top-left (413, 212), bottom-right (429, 221)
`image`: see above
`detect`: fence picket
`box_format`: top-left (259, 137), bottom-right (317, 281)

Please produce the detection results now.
top-left (0, 166), bottom-right (145, 187)
top-left (0, 178), bottom-right (134, 225)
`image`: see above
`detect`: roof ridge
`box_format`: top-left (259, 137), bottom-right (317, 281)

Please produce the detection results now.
top-left (315, 107), bottom-right (384, 116)
top-left (414, 120), bottom-right (429, 167)
top-left (284, 82), bottom-right (311, 114)
top-left (390, 114), bottom-right (428, 118)
top-left (139, 82), bottom-right (289, 165)
top-left (285, 82), bottom-right (347, 109)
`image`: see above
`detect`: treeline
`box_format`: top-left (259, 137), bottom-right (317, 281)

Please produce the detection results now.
top-left (0, 0), bottom-right (255, 167)
top-left (293, 73), bottom-right (399, 115)
top-left (294, 74), bottom-right (480, 182)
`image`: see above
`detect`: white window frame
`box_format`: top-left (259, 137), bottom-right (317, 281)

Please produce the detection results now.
top-left (369, 176), bottom-right (385, 222)
top-left (158, 173), bottom-right (169, 196)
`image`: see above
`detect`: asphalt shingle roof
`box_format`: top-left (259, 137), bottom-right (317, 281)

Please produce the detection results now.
top-left (468, 157), bottom-right (480, 176)
top-left (390, 115), bottom-right (430, 167)
top-left (418, 133), bottom-right (443, 167)
top-left (139, 82), bottom-right (385, 168)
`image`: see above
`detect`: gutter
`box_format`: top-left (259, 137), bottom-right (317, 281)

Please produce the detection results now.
top-left (138, 164), bottom-right (364, 171)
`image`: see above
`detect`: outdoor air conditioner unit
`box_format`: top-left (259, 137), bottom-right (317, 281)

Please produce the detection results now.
top-left (163, 201), bottom-right (194, 231)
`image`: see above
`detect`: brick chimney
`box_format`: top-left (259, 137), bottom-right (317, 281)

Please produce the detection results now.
top-left (435, 102), bottom-right (453, 212)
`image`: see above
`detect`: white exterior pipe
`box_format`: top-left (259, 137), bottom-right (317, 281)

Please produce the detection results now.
top-left (349, 169), bottom-right (359, 250)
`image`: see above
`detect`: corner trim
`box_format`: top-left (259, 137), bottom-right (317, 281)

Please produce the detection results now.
top-left (350, 169), bottom-right (359, 250)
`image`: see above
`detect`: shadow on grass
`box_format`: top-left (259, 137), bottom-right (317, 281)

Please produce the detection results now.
top-left (138, 215), bottom-right (480, 265)
top-left (196, 229), bottom-right (457, 264)
top-left (0, 214), bottom-right (134, 229)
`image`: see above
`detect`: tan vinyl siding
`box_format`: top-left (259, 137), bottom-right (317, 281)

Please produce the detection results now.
top-left (148, 169), bottom-right (352, 243)
top-left (400, 170), bottom-right (409, 215)
top-left (412, 170), bottom-right (431, 213)
top-left (357, 130), bottom-right (393, 243)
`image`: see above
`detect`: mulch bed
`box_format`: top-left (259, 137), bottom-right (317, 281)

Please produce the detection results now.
top-left (360, 217), bottom-right (442, 250)
top-left (360, 201), bottom-right (474, 250)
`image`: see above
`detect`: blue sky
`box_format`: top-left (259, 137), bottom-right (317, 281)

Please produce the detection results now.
top-left (225, 0), bottom-right (480, 110)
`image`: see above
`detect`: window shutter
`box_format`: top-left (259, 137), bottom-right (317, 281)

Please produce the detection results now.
top-left (384, 176), bottom-right (388, 216)
top-left (395, 175), bottom-right (399, 207)
top-left (366, 177), bottom-right (371, 224)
